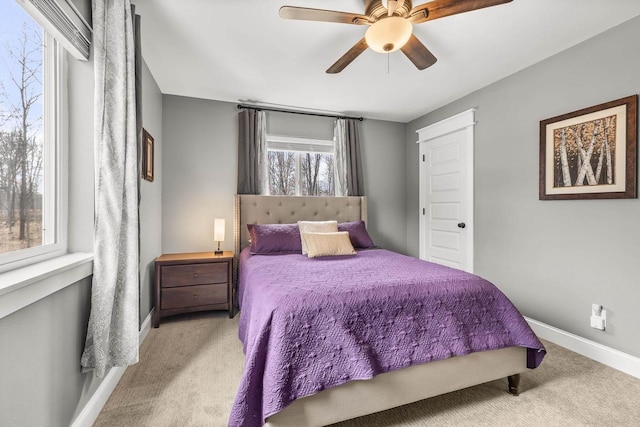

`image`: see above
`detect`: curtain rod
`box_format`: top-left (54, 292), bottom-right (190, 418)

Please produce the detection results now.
top-left (237, 104), bottom-right (364, 122)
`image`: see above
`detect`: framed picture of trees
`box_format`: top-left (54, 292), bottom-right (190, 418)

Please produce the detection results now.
top-left (539, 95), bottom-right (637, 200)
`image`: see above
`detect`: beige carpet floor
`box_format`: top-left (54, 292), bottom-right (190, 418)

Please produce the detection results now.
top-left (94, 312), bottom-right (640, 427)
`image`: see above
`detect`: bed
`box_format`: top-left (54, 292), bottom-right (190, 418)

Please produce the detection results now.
top-left (230, 195), bottom-right (545, 427)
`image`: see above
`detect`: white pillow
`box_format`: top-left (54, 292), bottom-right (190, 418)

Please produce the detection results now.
top-left (301, 231), bottom-right (356, 258)
top-left (298, 220), bottom-right (338, 254)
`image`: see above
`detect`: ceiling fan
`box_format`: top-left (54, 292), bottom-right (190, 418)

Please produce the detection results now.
top-left (279, 0), bottom-right (513, 73)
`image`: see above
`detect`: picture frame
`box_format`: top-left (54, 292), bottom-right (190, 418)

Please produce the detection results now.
top-left (141, 129), bottom-right (154, 182)
top-left (539, 95), bottom-right (637, 200)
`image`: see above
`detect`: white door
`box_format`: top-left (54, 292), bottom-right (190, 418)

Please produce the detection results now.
top-left (417, 109), bottom-right (475, 272)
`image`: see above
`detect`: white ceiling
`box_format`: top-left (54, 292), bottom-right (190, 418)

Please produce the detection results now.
top-left (133, 0), bottom-right (640, 123)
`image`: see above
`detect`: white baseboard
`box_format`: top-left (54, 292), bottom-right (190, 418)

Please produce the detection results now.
top-left (525, 317), bottom-right (640, 379)
top-left (71, 309), bottom-right (155, 427)
top-left (139, 309), bottom-right (152, 344)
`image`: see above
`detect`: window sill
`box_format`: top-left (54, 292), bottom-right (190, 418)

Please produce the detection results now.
top-left (0, 253), bottom-right (94, 320)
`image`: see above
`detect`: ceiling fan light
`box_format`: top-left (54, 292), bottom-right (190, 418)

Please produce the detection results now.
top-left (365, 16), bottom-right (412, 53)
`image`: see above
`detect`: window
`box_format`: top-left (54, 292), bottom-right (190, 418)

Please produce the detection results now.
top-left (266, 135), bottom-right (335, 196)
top-left (0, 1), bottom-right (65, 273)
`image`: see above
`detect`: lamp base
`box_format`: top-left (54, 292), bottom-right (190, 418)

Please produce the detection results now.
top-left (214, 250), bottom-right (223, 256)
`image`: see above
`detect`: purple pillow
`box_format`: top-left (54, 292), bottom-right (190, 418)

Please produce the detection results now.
top-left (338, 221), bottom-right (375, 249)
top-left (247, 223), bottom-right (302, 254)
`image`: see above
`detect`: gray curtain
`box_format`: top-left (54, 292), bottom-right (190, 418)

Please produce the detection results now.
top-left (133, 6), bottom-right (143, 327)
top-left (237, 109), bottom-right (266, 194)
top-left (334, 118), bottom-right (365, 196)
top-left (81, 0), bottom-right (140, 378)
top-left (134, 7), bottom-right (142, 172)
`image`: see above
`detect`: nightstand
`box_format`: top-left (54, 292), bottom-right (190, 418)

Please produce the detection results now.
top-left (153, 251), bottom-right (234, 327)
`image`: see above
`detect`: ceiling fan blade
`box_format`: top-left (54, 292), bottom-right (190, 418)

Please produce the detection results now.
top-left (280, 6), bottom-right (370, 25)
top-left (408, 0), bottom-right (513, 24)
top-left (326, 38), bottom-right (369, 74)
top-left (400, 34), bottom-right (437, 70)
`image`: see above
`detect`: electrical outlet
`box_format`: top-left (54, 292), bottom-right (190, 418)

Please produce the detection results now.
top-left (590, 315), bottom-right (605, 330)
top-left (590, 304), bottom-right (606, 331)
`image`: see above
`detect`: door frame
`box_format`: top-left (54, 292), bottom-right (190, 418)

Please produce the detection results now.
top-left (416, 109), bottom-right (476, 272)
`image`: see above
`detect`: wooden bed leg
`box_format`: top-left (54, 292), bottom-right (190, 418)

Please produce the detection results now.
top-left (508, 374), bottom-right (521, 396)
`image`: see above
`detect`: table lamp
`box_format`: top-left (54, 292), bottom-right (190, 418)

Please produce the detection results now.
top-left (214, 218), bottom-right (225, 255)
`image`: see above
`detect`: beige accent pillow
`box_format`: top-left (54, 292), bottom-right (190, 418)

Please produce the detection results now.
top-left (298, 220), bottom-right (338, 254)
top-left (301, 231), bottom-right (356, 258)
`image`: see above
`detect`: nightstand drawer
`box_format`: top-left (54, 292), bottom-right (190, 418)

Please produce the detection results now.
top-left (161, 283), bottom-right (226, 310)
top-left (161, 263), bottom-right (228, 287)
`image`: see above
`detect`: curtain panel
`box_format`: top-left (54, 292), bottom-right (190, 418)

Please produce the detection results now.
top-left (237, 109), bottom-right (267, 194)
top-left (334, 118), bottom-right (365, 196)
top-left (81, 0), bottom-right (140, 378)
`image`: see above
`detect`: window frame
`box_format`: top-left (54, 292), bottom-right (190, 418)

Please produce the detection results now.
top-left (265, 134), bottom-right (335, 197)
top-left (0, 32), bottom-right (67, 274)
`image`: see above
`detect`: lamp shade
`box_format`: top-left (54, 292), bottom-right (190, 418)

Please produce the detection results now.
top-left (365, 16), bottom-right (412, 53)
top-left (214, 218), bottom-right (225, 242)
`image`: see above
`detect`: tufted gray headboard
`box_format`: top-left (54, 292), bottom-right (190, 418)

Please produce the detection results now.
top-left (234, 195), bottom-right (367, 255)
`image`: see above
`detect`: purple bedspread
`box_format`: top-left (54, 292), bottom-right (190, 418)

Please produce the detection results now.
top-left (229, 248), bottom-right (545, 426)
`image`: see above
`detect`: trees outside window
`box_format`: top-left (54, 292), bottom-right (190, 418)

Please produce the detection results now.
top-left (0, 7), bottom-right (44, 255)
top-left (266, 135), bottom-right (335, 197)
top-left (300, 152), bottom-right (334, 196)
top-left (268, 151), bottom-right (296, 195)
top-left (0, 1), bottom-right (64, 271)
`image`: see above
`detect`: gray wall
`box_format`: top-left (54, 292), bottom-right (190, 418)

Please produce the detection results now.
top-left (360, 118), bottom-right (407, 251)
top-left (406, 16), bottom-right (640, 357)
top-left (162, 96), bottom-right (407, 254)
top-left (162, 96), bottom-right (237, 254)
top-left (139, 60), bottom-right (163, 324)
top-left (0, 277), bottom-right (97, 427)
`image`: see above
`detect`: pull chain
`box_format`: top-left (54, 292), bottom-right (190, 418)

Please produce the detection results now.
top-left (387, 52), bottom-right (390, 74)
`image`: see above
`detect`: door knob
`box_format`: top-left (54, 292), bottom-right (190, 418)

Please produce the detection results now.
top-left (457, 222), bottom-right (466, 229)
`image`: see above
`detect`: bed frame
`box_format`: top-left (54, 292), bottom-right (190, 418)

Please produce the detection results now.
top-left (234, 195), bottom-right (526, 427)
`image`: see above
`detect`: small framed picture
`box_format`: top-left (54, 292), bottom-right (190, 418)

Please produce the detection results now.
top-left (142, 129), bottom-right (154, 182)
top-left (539, 95), bottom-right (637, 200)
